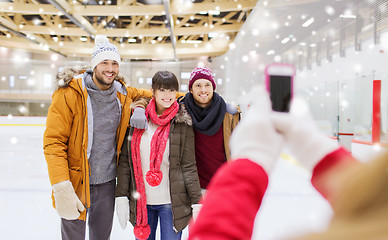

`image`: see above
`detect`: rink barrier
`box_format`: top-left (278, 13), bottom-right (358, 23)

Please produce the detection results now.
top-left (0, 123), bottom-right (46, 126)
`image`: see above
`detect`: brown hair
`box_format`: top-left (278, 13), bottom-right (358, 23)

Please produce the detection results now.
top-left (152, 71), bottom-right (179, 91)
top-left (297, 151), bottom-right (388, 240)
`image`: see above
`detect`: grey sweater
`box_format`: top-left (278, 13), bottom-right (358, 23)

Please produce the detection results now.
top-left (85, 72), bottom-right (121, 184)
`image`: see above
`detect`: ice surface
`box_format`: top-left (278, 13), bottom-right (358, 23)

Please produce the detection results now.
top-left (0, 117), bottom-right (332, 239)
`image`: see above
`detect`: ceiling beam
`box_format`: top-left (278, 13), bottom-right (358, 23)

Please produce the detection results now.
top-left (18, 20), bottom-right (241, 37)
top-left (46, 0), bottom-right (96, 36)
top-left (163, 0), bottom-right (177, 60)
top-left (0, 2), bottom-right (59, 15)
top-left (1, 1), bottom-right (256, 17)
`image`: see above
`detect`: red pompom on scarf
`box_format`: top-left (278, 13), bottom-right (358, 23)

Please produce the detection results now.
top-left (131, 98), bottom-right (179, 238)
top-left (134, 225), bottom-right (151, 240)
top-left (146, 170), bottom-right (163, 187)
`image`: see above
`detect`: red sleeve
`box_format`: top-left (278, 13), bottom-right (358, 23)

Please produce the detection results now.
top-left (311, 147), bottom-right (358, 199)
top-left (189, 159), bottom-right (269, 240)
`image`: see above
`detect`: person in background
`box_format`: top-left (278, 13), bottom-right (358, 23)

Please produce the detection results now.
top-left (43, 35), bottom-right (152, 240)
top-left (115, 71), bottom-right (202, 240)
top-left (187, 88), bottom-right (381, 240)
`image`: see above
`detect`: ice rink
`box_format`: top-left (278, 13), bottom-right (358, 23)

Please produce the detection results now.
top-left (0, 116), bottom-right (332, 240)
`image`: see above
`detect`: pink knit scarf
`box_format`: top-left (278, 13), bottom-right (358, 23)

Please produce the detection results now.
top-left (131, 98), bottom-right (179, 240)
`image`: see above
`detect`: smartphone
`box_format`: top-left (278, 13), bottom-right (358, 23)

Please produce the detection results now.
top-left (264, 63), bottom-right (295, 112)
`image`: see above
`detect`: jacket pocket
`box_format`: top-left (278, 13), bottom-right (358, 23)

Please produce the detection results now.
top-left (69, 167), bottom-right (84, 201)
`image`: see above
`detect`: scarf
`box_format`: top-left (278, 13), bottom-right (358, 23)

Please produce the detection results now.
top-left (183, 92), bottom-right (226, 135)
top-left (131, 98), bottom-right (179, 240)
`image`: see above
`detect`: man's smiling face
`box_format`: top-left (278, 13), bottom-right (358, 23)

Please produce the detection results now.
top-left (93, 59), bottom-right (119, 90)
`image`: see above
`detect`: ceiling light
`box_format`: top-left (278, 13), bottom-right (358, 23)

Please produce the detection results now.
top-left (281, 37), bottom-right (290, 44)
top-left (209, 32), bottom-right (218, 38)
top-left (340, 14), bottom-right (356, 19)
top-left (252, 29), bottom-right (259, 36)
top-left (209, 10), bottom-right (220, 15)
top-left (302, 17), bottom-right (314, 27)
top-left (33, 18), bottom-right (41, 25)
top-left (181, 40), bottom-right (202, 44)
top-left (242, 55), bottom-right (249, 62)
top-left (325, 6), bottom-right (335, 15)
top-left (266, 50), bottom-right (275, 55)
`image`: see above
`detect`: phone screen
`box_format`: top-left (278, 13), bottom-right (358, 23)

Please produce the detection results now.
top-left (269, 75), bottom-right (292, 112)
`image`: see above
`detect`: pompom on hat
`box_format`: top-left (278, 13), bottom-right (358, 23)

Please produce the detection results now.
top-left (91, 35), bottom-right (121, 70)
top-left (188, 67), bottom-right (216, 90)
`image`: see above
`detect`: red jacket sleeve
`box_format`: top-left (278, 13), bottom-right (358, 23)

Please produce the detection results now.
top-left (189, 159), bottom-right (269, 240)
top-left (311, 147), bottom-right (358, 200)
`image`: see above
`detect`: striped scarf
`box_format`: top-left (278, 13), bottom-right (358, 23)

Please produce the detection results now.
top-left (131, 98), bottom-right (179, 240)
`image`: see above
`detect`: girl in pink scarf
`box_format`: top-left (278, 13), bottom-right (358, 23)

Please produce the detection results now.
top-left (116, 71), bottom-right (202, 240)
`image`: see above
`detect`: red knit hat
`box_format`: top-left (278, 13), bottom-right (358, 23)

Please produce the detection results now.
top-left (188, 67), bottom-right (216, 90)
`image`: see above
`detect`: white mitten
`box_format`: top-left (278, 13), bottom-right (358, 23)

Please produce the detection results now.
top-left (115, 197), bottom-right (129, 229)
top-left (230, 88), bottom-right (284, 173)
top-left (52, 180), bottom-right (85, 220)
top-left (130, 107), bottom-right (148, 130)
top-left (272, 98), bottom-right (339, 171)
top-left (191, 204), bottom-right (202, 222)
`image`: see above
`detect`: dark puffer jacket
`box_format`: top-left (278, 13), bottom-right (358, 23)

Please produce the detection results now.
top-left (116, 103), bottom-right (202, 232)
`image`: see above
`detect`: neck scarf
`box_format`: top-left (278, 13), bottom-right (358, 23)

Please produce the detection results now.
top-left (184, 92), bottom-right (226, 135)
top-left (131, 98), bottom-right (179, 240)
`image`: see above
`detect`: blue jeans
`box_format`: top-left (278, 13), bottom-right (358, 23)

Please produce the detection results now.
top-left (143, 204), bottom-right (182, 240)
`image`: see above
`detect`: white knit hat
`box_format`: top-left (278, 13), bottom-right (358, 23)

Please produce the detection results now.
top-left (91, 35), bottom-right (121, 70)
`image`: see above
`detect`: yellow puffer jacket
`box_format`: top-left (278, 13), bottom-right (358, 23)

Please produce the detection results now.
top-left (43, 68), bottom-right (152, 220)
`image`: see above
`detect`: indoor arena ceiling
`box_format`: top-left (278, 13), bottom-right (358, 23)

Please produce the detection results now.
top-left (0, 0), bottom-right (378, 62)
top-left (0, 0), bottom-right (261, 60)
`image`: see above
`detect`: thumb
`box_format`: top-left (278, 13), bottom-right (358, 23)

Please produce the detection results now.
top-left (76, 199), bottom-right (85, 212)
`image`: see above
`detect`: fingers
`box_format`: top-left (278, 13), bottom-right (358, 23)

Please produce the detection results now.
top-left (118, 216), bottom-right (127, 229)
top-left (271, 112), bottom-right (292, 134)
top-left (116, 197), bottom-right (129, 229)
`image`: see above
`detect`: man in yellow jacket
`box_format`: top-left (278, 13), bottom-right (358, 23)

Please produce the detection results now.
top-left (43, 35), bottom-right (152, 240)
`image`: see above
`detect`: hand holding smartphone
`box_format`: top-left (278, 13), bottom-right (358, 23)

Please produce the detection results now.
top-left (265, 63), bottom-right (295, 112)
